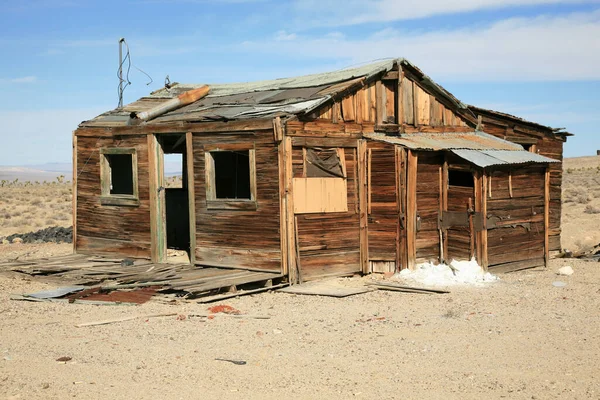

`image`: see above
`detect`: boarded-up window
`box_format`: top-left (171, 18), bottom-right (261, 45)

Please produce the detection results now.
top-left (294, 148), bottom-right (348, 214)
top-left (99, 148), bottom-right (139, 206)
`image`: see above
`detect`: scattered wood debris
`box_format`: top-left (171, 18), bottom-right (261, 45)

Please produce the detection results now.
top-left (278, 280), bottom-right (370, 297)
top-left (1, 254), bottom-right (284, 302)
top-left (369, 281), bottom-right (450, 294)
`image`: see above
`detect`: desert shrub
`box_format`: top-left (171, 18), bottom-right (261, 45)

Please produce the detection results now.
top-left (564, 188), bottom-right (590, 204)
top-left (584, 205), bottom-right (600, 214)
top-left (10, 217), bottom-right (27, 227)
top-left (56, 213), bottom-right (70, 221)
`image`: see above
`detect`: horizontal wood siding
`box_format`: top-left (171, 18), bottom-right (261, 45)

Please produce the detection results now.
top-left (487, 166), bottom-right (545, 268)
top-left (367, 143), bottom-right (397, 261)
top-left (416, 153), bottom-right (442, 263)
top-left (75, 135), bottom-right (152, 257)
top-left (193, 132), bottom-right (282, 271)
top-left (295, 148), bottom-right (360, 280)
top-left (481, 117), bottom-right (563, 251)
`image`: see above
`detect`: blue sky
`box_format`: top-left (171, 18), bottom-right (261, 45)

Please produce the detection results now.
top-left (1, 0), bottom-right (599, 165)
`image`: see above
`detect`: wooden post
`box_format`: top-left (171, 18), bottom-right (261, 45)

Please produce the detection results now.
top-left (273, 116), bottom-right (283, 143)
top-left (442, 157), bottom-right (449, 262)
top-left (481, 173), bottom-right (489, 270)
top-left (474, 171), bottom-right (481, 263)
top-left (468, 197), bottom-right (475, 260)
top-left (406, 149), bottom-right (418, 270)
top-left (508, 171), bottom-right (513, 198)
top-left (544, 166), bottom-right (550, 267)
top-left (357, 139), bottom-right (369, 274)
top-left (148, 134), bottom-right (166, 263)
top-left (277, 135), bottom-right (288, 277)
top-left (395, 146), bottom-right (407, 271)
top-left (72, 131), bottom-right (77, 254)
top-left (284, 136), bottom-right (297, 283)
top-left (185, 132), bottom-right (196, 265)
top-left (438, 164), bottom-right (444, 263)
top-left (367, 149), bottom-right (372, 215)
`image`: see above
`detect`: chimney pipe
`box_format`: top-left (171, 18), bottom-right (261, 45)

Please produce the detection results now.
top-left (129, 85), bottom-right (210, 124)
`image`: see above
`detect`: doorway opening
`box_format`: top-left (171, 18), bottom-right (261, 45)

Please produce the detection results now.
top-left (159, 134), bottom-right (191, 262)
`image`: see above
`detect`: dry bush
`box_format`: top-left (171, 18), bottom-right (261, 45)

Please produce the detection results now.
top-left (584, 205), bottom-right (600, 214)
top-left (0, 181), bottom-right (72, 236)
top-left (563, 187), bottom-right (590, 204)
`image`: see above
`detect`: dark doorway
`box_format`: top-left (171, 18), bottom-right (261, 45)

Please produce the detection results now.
top-left (159, 135), bottom-right (191, 257)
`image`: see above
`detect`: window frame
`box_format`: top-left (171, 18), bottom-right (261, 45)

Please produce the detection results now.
top-left (204, 144), bottom-right (257, 211)
top-left (99, 147), bottom-right (140, 207)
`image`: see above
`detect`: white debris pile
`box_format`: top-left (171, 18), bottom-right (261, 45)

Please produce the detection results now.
top-left (393, 259), bottom-right (498, 287)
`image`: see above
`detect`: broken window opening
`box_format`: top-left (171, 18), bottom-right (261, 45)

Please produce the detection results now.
top-left (205, 146), bottom-right (257, 210)
top-left (100, 148), bottom-right (139, 206)
top-left (107, 154), bottom-right (134, 195)
top-left (449, 170), bottom-right (474, 188)
top-left (305, 148), bottom-right (345, 178)
top-left (212, 151), bottom-right (251, 199)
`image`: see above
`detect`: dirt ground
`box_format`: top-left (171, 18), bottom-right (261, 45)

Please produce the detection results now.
top-left (1, 157), bottom-right (599, 399)
top-left (0, 259), bottom-right (598, 399)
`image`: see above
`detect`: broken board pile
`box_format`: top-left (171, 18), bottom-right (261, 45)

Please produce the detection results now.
top-left (1, 254), bottom-right (284, 302)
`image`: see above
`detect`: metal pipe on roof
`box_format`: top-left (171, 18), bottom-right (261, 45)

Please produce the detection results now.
top-left (130, 85), bottom-right (210, 123)
top-left (118, 38), bottom-right (125, 109)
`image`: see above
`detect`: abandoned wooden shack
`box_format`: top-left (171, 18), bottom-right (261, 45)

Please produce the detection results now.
top-left (73, 58), bottom-right (569, 284)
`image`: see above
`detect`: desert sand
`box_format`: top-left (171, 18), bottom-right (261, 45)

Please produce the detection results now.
top-left (1, 157), bottom-right (599, 399)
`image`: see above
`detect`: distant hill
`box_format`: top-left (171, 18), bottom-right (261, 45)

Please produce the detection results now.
top-left (563, 155), bottom-right (600, 170)
top-left (0, 166), bottom-right (67, 183)
top-left (0, 160), bottom-right (182, 182)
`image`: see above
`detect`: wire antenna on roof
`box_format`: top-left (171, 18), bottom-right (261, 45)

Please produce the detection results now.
top-left (117, 38), bottom-right (154, 109)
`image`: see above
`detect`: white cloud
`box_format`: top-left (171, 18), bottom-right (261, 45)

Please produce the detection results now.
top-left (0, 76), bottom-right (38, 84)
top-left (275, 30), bottom-right (298, 41)
top-left (239, 10), bottom-right (600, 81)
top-left (292, 0), bottom-right (600, 26)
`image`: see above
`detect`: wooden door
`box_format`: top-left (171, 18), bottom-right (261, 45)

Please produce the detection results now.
top-left (445, 169), bottom-right (476, 262)
top-left (148, 134), bottom-right (166, 263)
top-left (367, 145), bottom-right (400, 272)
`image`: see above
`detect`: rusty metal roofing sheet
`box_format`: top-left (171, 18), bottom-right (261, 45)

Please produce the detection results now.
top-left (451, 149), bottom-right (559, 168)
top-left (364, 131), bottom-right (523, 151)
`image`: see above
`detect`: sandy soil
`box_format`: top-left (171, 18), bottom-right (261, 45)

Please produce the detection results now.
top-left (561, 156), bottom-right (600, 252)
top-left (0, 259), bottom-right (598, 400)
top-left (1, 157), bottom-right (599, 399)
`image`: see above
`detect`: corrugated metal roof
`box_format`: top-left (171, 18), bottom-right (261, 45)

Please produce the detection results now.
top-left (363, 131), bottom-right (523, 151)
top-left (451, 149), bottom-right (559, 168)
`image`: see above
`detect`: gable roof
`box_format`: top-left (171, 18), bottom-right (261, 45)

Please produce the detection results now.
top-left (469, 105), bottom-right (573, 137)
top-left (80, 58), bottom-right (471, 128)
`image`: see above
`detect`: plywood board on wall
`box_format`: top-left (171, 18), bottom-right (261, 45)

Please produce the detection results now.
top-left (293, 177), bottom-right (348, 214)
